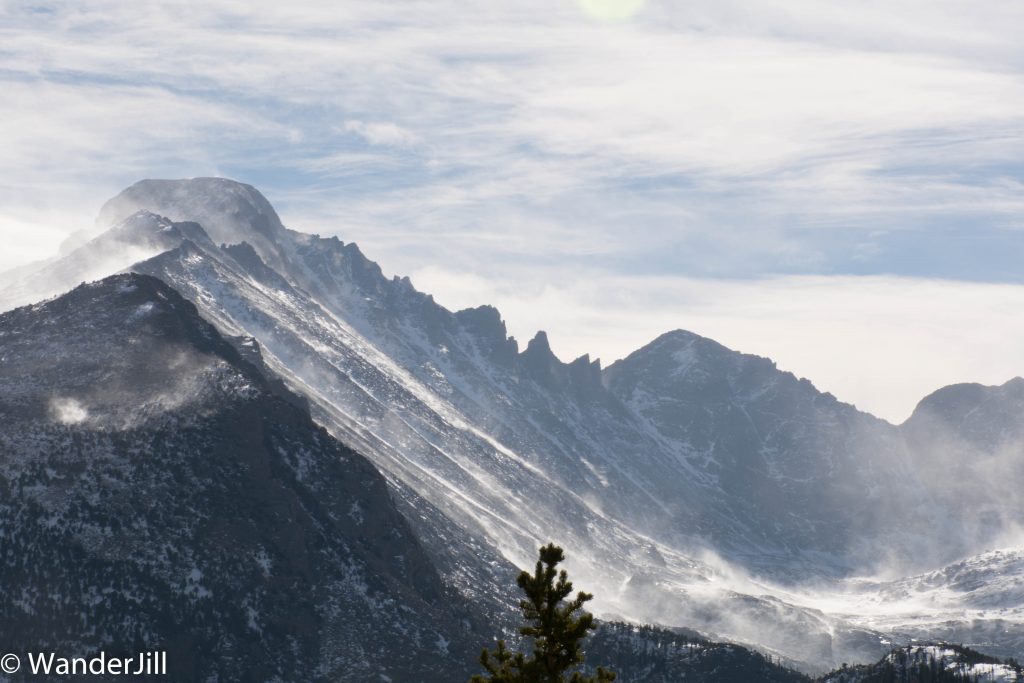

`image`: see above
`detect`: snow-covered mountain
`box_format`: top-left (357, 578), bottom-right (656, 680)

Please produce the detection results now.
top-left (0, 272), bottom-right (835, 683)
top-left (2, 177), bottom-right (1021, 673)
top-left (603, 329), bottom-right (938, 572)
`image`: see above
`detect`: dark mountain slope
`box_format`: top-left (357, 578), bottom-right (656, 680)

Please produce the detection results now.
top-left (0, 273), bottom-right (479, 682)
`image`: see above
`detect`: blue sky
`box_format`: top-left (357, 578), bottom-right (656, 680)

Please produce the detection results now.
top-left (2, 0), bottom-right (1023, 420)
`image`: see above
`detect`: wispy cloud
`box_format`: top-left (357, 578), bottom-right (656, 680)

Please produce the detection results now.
top-left (341, 120), bottom-right (419, 148)
top-left (1, 0), bottom-right (1022, 414)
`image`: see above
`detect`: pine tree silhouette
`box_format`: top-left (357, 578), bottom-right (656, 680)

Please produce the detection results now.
top-left (471, 544), bottom-right (615, 683)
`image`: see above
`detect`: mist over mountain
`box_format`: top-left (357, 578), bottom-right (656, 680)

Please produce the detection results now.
top-left (1, 178), bottom-right (1021, 675)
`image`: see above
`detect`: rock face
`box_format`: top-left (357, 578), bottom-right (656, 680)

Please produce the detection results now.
top-left (0, 273), bottom-right (478, 682)
top-left (2, 177), bottom-right (1023, 672)
top-left (603, 329), bottom-right (931, 569)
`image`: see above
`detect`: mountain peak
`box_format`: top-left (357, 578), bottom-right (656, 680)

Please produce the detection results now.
top-left (519, 330), bottom-right (563, 385)
top-left (526, 329), bottom-right (553, 354)
top-left (0, 272), bottom-right (259, 424)
top-left (116, 209), bottom-right (173, 230)
top-left (643, 328), bottom-right (731, 356)
top-left (902, 376), bottom-right (1024, 451)
top-left (907, 377), bottom-right (1024, 423)
top-left (604, 329), bottom-right (761, 388)
top-left (96, 178), bottom-right (288, 266)
top-left (107, 210), bottom-right (216, 250)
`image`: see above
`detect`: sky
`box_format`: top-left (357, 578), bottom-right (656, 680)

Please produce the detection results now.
top-left (1, 0), bottom-right (1023, 422)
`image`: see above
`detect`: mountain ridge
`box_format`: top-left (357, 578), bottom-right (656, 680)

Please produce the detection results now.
top-left (2, 176), bottom-right (1021, 672)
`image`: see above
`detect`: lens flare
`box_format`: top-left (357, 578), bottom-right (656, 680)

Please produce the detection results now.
top-left (578, 0), bottom-right (646, 22)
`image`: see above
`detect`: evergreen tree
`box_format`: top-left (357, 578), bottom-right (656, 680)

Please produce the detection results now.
top-left (471, 544), bottom-right (616, 683)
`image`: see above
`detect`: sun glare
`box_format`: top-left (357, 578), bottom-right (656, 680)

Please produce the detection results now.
top-left (578, 0), bottom-right (646, 22)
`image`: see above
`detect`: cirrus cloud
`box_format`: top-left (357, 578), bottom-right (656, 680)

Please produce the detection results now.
top-left (1, 0), bottom-right (1022, 418)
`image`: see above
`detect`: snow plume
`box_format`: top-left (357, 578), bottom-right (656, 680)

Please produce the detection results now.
top-left (43, 340), bottom-right (242, 432)
top-left (101, 350), bottom-right (242, 430)
top-left (893, 382), bottom-right (1024, 570)
top-left (49, 397), bottom-right (89, 425)
top-left (0, 238), bottom-right (165, 313)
